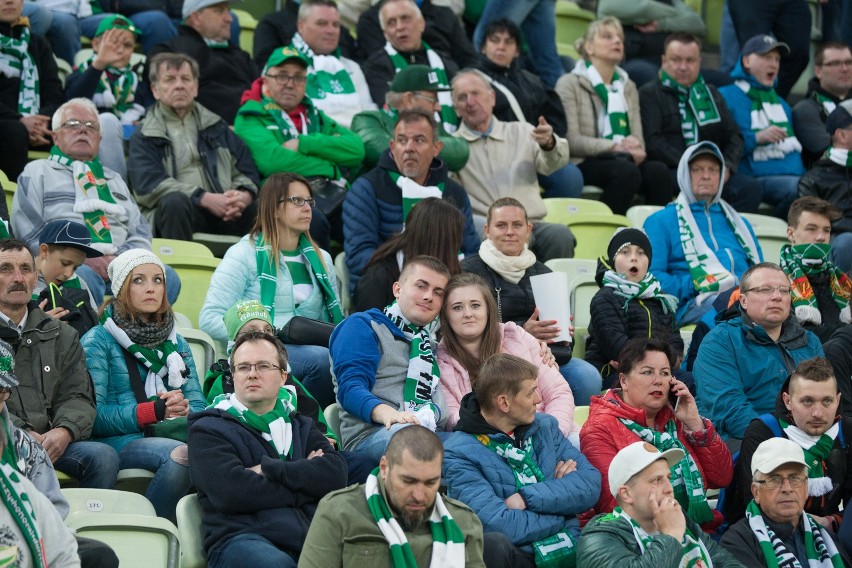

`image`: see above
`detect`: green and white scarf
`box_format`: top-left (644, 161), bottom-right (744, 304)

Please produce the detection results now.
top-left (735, 79), bottom-right (801, 161)
top-left (779, 243), bottom-right (852, 326)
top-left (387, 170), bottom-right (444, 224)
top-left (385, 41), bottom-right (457, 132)
top-left (0, 462), bottom-right (45, 568)
top-left (476, 434), bottom-right (576, 566)
top-left (365, 467), bottom-right (465, 568)
top-left (291, 33), bottom-right (358, 105)
top-left (211, 387), bottom-right (297, 459)
top-left (780, 418), bottom-right (840, 497)
top-left (0, 22), bottom-right (40, 116)
top-left (572, 59), bottom-right (629, 141)
top-left (48, 146), bottom-right (128, 255)
top-left (382, 301), bottom-right (440, 430)
top-left (826, 145), bottom-right (852, 168)
top-left (814, 91), bottom-right (837, 117)
top-left (255, 232), bottom-right (343, 326)
top-left (601, 269), bottom-right (678, 315)
top-left (746, 500), bottom-right (844, 568)
top-left (659, 70), bottom-right (720, 146)
top-left (619, 418), bottom-right (714, 525)
top-left (261, 94), bottom-right (321, 140)
top-left (675, 192), bottom-right (761, 304)
top-left (610, 507), bottom-right (712, 568)
top-left (75, 55), bottom-right (145, 124)
top-left (101, 307), bottom-right (187, 398)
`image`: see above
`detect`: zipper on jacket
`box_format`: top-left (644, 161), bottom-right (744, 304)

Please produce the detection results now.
top-left (639, 300), bottom-right (652, 338)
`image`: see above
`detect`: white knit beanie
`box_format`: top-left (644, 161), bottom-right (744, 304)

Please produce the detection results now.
top-left (108, 249), bottom-right (166, 296)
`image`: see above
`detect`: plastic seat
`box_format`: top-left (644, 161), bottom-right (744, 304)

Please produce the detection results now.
top-left (54, 55), bottom-right (72, 87)
top-left (572, 326), bottom-right (588, 359)
top-left (545, 258), bottom-right (597, 289)
top-left (191, 233), bottom-right (240, 258)
top-left (162, 256), bottom-right (221, 327)
top-left (115, 468), bottom-right (155, 496)
top-left (152, 239), bottom-right (215, 261)
top-left (626, 205), bottom-right (663, 229)
top-left (62, 488), bottom-right (157, 516)
top-left (741, 213), bottom-right (789, 265)
top-left (323, 402), bottom-right (343, 441)
top-left (174, 312), bottom-right (193, 329)
top-left (543, 257), bottom-right (599, 328)
top-left (562, 214), bottom-right (632, 260)
top-left (555, 0), bottom-right (595, 57)
top-left (231, 9), bottom-right (258, 54)
top-left (65, 512), bottom-right (180, 568)
top-left (178, 327), bottom-right (217, 371)
top-left (176, 494), bottom-right (206, 568)
top-left (573, 405), bottom-right (590, 427)
top-left (334, 252), bottom-right (351, 315)
top-left (543, 198), bottom-right (613, 224)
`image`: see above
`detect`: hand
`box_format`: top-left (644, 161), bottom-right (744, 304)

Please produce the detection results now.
top-left (92, 28), bottom-right (132, 70)
top-left (246, 464), bottom-right (263, 475)
top-left (756, 125), bottom-right (788, 144)
top-left (523, 308), bottom-right (561, 341)
top-left (383, 410), bottom-right (419, 429)
top-left (199, 192), bottom-right (231, 219)
top-left (159, 390), bottom-right (189, 418)
top-left (538, 341), bottom-right (558, 369)
top-left (532, 116), bottom-right (555, 149)
top-left (554, 459), bottom-right (577, 479)
top-left (608, 360), bottom-right (619, 370)
top-left (307, 449), bottom-right (324, 459)
top-left (634, 20), bottom-right (659, 33)
top-left (504, 493), bottom-right (526, 510)
top-left (811, 514), bottom-right (834, 530)
top-left (40, 428), bottom-right (73, 463)
top-left (282, 138), bottom-right (299, 151)
top-left (222, 189), bottom-right (251, 222)
top-left (84, 255), bottom-right (115, 280)
top-left (649, 490), bottom-right (685, 541)
top-left (669, 378), bottom-right (702, 431)
top-left (20, 115), bottom-right (52, 146)
top-left (325, 437), bottom-right (337, 448)
top-left (38, 299), bottom-right (70, 321)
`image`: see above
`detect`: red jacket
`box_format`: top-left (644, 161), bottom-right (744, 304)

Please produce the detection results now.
top-left (579, 389), bottom-right (733, 526)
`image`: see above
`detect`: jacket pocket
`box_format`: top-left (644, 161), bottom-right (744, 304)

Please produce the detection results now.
top-left (342, 535), bottom-right (393, 568)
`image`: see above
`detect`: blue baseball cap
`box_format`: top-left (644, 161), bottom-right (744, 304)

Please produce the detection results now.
top-left (38, 220), bottom-right (103, 258)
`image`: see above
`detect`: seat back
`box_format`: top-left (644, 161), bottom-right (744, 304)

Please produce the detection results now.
top-left (115, 469), bottom-right (155, 496)
top-left (190, 233), bottom-right (240, 258)
top-left (571, 277), bottom-right (600, 329)
top-left (152, 239), bottom-right (215, 261)
top-left (626, 205), bottom-right (663, 228)
top-left (178, 327), bottom-right (217, 371)
top-left (544, 258), bottom-right (599, 329)
top-left (62, 488), bottom-right (157, 516)
top-left (543, 198), bottom-right (613, 224)
top-left (163, 256), bottom-right (221, 327)
top-left (573, 405), bottom-right (590, 427)
top-left (563, 214), bottom-right (632, 260)
top-left (65, 512), bottom-right (180, 568)
top-left (334, 252), bottom-right (351, 314)
top-left (544, 258), bottom-right (597, 289)
top-left (231, 8), bottom-right (258, 53)
top-left (323, 402), bottom-right (343, 440)
top-left (176, 494), bottom-right (206, 568)
top-left (740, 213), bottom-right (789, 264)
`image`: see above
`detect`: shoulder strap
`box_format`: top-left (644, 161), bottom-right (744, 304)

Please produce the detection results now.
top-left (122, 350), bottom-right (148, 404)
top-left (759, 413), bottom-right (783, 438)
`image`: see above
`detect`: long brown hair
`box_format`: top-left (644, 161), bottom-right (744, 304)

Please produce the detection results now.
top-left (250, 172), bottom-right (327, 272)
top-left (99, 266), bottom-right (172, 324)
top-left (439, 273), bottom-right (502, 384)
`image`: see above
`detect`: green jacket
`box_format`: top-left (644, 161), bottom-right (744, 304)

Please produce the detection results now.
top-left (299, 477), bottom-right (486, 568)
top-left (234, 95), bottom-right (365, 180)
top-left (577, 511), bottom-right (745, 567)
top-left (350, 108), bottom-right (469, 172)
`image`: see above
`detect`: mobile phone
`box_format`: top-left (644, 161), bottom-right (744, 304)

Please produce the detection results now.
top-left (668, 390), bottom-right (680, 412)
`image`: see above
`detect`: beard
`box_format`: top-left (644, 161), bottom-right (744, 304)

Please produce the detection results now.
top-left (397, 506), bottom-right (428, 532)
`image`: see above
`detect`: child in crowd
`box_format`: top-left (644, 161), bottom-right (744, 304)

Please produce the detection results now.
top-left (585, 228), bottom-right (690, 390)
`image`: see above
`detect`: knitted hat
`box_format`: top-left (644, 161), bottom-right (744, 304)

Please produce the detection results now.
top-left (607, 227), bottom-right (652, 265)
top-left (223, 299), bottom-right (273, 341)
top-left (107, 249), bottom-right (166, 296)
top-left (0, 340), bottom-right (19, 390)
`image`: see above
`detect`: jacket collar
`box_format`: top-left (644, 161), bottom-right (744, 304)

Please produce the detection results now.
top-left (591, 388), bottom-right (675, 430)
top-left (377, 148), bottom-right (450, 185)
top-left (739, 311), bottom-right (810, 349)
top-left (141, 101), bottom-right (222, 139)
top-left (456, 116), bottom-right (505, 143)
top-left (454, 391), bottom-right (534, 445)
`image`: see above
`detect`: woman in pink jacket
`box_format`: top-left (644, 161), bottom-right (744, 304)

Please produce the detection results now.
top-left (437, 273), bottom-right (579, 441)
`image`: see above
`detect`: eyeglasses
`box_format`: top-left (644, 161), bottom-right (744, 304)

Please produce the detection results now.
top-left (279, 196), bottom-right (316, 208)
top-left (820, 60), bottom-right (852, 68)
top-left (754, 474), bottom-right (807, 489)
top-left (743, 285), bottom-right (792, 296)
top-left (265, 73), bottom-right (307, 86)
top-left (412, 92), bottom-right (439, 105)
top-left (60, 119), bottom-right (100, 132)
top-left (233, 362), bottom-right (281, 375)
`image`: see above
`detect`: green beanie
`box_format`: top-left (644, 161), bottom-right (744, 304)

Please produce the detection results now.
top-left (223, 300), bottom-right (274, 342)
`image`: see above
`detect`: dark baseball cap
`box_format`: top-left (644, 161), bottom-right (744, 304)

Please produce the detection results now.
top-left (38, 220), bottom-right (103, 258)
top-left (742, 34), bottom-right (790, 57)
top-left (825, 99), bottom-right (852, 133)
top-left (390, 65), bottom-right (451, 93)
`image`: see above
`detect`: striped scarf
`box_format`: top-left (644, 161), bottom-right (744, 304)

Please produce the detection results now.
top-left (365, 468), bottom-right (465, 568)
top-left (211, 387), bottom-right (297, 460)
top-left (291, 33), bottom-right (358, 105)
top-left (611, 507), bottom-right (712, 567)
top-left (779, 243), bottom-right (851, 326)
top-left (659, 70), bottom-right (720, 146)
top-left (387, 170), bottom-right (444, 225)
top-left (735, 79), bottom-right (802, 161)
top-left (601, 269), bottom-right (678, 315)
top-left (0, 21), bottom-right (39, 116)
top-left (619, 418), bottom-right (714, 525)
top-left (261, 94), bottom-right (321, 140)
top-left (746, 500), bottom-right (844, 568)
top-left (779, 419), bottom-right (840, 498)
top-left (384, 41), bottom-right (457, 132)
top-left (814, 91), bottom-right (837, 117)
top-left (572, 59), bottom-right (629, 141)
top-left (74, 55), bottom-right (145, 124)
top-left (826, 146), bottom-right (852, 168)
top-left (0, 462), bottom-right (45, 568)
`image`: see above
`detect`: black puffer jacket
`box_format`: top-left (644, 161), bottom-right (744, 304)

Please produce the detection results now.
top-left (825, 326), bottom-right (852, 419)
top-left (798, 158), bottom-right (852, 235)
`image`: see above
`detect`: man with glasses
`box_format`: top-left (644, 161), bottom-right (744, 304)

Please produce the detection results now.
top-left (188, 328), bottom-right (347, 568)
top-left (721, 437), bottom-right (852, 565)
top-left (694, 263), bottom-right (823, 446)
top-left (793, 42), bottom-right (852, 168)
top-left (128, 52), bottom-right (260, 243)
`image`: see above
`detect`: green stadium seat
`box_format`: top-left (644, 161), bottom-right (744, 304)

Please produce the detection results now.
top-left (176, 494), bottom-right (206, 568)
top-left (334, 252), bottom-right (350, 315)
top-left (152, 239), bottom-right (215, 260)
top-left (626, 205), bottom-right (663, 228)
top-left (323, 402), bottom-right (343, 441)
top-left (162, 256), bottom-right (221, 327)
top-left (562, 214), bottom-right (631, 260)
top-left (543, 198), bottom-right (613, 222)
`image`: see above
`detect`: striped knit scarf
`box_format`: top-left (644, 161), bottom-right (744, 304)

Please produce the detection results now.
top-left (75, 55), bottom-right (145, 124)
top-left (387, 170), bottom-right (444, 225)
top-left (611, 507), bottom-right (712, 567)
top-left (779, 243), bottom-right (851, 326)
top-left (814, 91), bottom-right (837, 116)
top-left (365, 468), bottom-right (465, 567)
top-left (659, 70), bottom-right (720, 146)
top-left (779, 419), bottom-right (840, 498)
top-left (291, 33), bottom-right (358, 105)
top-left (261, 94), bottom-right (320, 140)
top-left (619, 418), bottom-right (714, 525)
top-left (572, 59), bottom-right (629, 141)
top-left (601, 269), bottom-right (678, 315)
top-left (0, 462), bottom-right (45, 568)
top-left (211, 387), bottom-right (297, 459)
top-left (0, 22), bottom-right (39, 116)
top-left (734, 79), bottom-right (802, 161)
top-left (826, 146), bottom-right (852, 167)
top-left (101, 307), bottom-right (187, 398)
top-left (384, 41), bottom-right (457, 132)
top-left (746, 500), bottom-right (844, 568)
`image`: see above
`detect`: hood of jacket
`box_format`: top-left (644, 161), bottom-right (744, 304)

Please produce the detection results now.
top-left (589, 388), bottom-right (676, 430)
top-left (454, 391), bottom-right (533, 443)
top-left (735, 310), bottom-right (812, 350)
top-left (676, 140), bottom-right (727, 205)
top-left (377, 147), bottom-right (450, 186)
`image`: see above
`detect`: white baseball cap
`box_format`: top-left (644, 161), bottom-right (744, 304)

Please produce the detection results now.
top-left (750, 438), bottom-right (809, 476)
top-left (608, 441), bottom-right (685, 497)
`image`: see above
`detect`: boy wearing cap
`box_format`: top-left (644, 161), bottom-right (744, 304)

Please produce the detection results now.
top-left (578, 441), bottom-right (741, 566)
top-left (721, 437), bottom-right (852, 566)
top-left (719, 34), bottom-right (804, 220)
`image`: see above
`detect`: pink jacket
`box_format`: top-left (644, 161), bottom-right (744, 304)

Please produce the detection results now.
top-left (437, 322), bottom-right (577, 435)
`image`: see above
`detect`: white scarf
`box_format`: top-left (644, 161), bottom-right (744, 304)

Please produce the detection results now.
top-left (69, 161), bottom-right (128, 255)
top-left (734, 80), bottom-right (802, 161)
top-left (783, 421), bottom-right (840, 497)
top-left (477, 239), bottom-right (537, 284)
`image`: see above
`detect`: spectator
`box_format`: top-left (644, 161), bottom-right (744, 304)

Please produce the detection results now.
top-left (146, 0), bottom-right (257, 124)
top-left (199, 173), bottom-right (342, 409)
top-left (344, 108), bottom-right (477, 294)
top-left (798, 100), bottom-right (852, 275)
top-left (581, 337), bottom-right (732, 529)
top-left (694, 263), bottom-right (824, 444)
top-left (780, 197), bottom-right (851, 344)
top-left (129, 52), bottom-right (260, 242)
top-left (719, 34), bottom-right (803, 220)
top-left (81, 249), bottom-right (204, 521)
top-left (443, 353), bottom-right (601, 566)
top-left (555, 17), bottom-right (672, 214)
top-left (189, 329), bottom-right (347, 567)
top-left (644, 142), bottom-right (762, 325)
top-left (452, 69), bottom-right (575, 262)
top-left (793, 42), bottom-right (852, 168)
top-left (640, 32), bottom-right (762, 213)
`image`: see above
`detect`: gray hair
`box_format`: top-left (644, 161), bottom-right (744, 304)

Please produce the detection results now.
top-left (52, 98), bottom-right (99, 131)
top-left (378, 0), bottom-right (422, 31)
top-left (451, 68), bottom-right (494, 93)
top-left (297, 0), bottom-right (339, 22)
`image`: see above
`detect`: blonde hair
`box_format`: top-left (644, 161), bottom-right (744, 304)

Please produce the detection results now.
top-left (575, 16), bottom-right (624, 59)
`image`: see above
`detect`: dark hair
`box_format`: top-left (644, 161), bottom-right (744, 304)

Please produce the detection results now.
top-left (395, 108), bottom-right (439, 142)
top-left (476, 353), bottom-right (538, 413)
top-left (0, 239), bottom-right (30, 254)
top-left (663, 31), bottom-right (702, 53)
top-left (486, 197), bottom-right (528, 225)
top-left (787, 196), bottom-right (842, 227)
top-left (297, 0), bottom-right (339, 21)
top-left (230, 329), bottom-right (289, 370)
top-left (787, 357), bottom-right (838, 394)
top-left (149, 52), bottom-right (200, 83)
top-left (365, 198), bottom-right (463, 276)
top-left (398, 254), bottom-right (451, 283)
top-left (815, 41), bottom-right (852, 66)
top-left (481, 18), bottom-right (522, 51)
top-left (385, 425), bottom-right (443, 465)
top-left (617, 337), bottom-right (675, 376)
top-left (739, 262), bottom-right (785, 293)
top-left (439, 273), bottom-right (502, 383)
